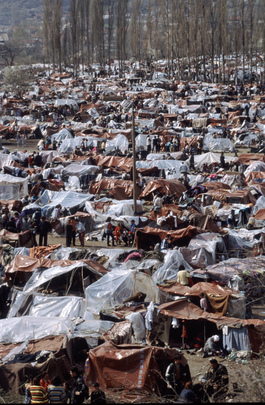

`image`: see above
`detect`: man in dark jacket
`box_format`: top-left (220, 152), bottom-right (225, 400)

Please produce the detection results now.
top-left (70, 367), bottom-right (89, 404)
top-left (165, 355), bottom-right (191, 396)
top-left (34, 152), bottom-right (42, 167)
top-left (203, 358), bottom-right (229, 401)
top-left (91, 383), bottom-right (106, 404)
top-left (38, 216), bottom-right (51, 246)
top-left (66, 219), bottom-right (73, 247)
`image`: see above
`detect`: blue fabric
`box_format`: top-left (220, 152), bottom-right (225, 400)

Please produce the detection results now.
top-left (222, 326), bottom-right (250, 352)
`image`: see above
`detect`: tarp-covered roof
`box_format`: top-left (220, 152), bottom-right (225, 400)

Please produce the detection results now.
top-left (139, 179), bottom-right (186, 200)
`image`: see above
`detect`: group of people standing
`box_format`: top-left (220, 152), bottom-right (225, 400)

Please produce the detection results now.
top-left (66, 217), bottom-right (86, 247)
top-left (25, 368), bottom-right (106, 404)
top-left (104, 217), bottom-right (136, 247)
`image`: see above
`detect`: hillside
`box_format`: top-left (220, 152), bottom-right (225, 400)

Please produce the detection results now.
top-left (0, 0), bottom-right (71, 28)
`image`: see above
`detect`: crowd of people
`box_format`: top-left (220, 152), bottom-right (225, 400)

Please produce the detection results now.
top-left (24, 368), bottom-right (106, 404)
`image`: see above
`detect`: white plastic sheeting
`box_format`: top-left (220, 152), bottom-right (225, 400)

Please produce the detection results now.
top-left (64, 176), bottom-right (80, 191)
top-left (253, 196), bottom-right (265, 215)
top-left (106, 200), bottom-right (144, 217)
top-left (152, 250), bottom-right (192, 284)
top-left (0, 316), bottom-right (115, 345)
top-left (85, 269), bottom-right (159, 314)
top-left (244, 161), bottom-right (265, 177)
top-left (29, 295), bottom-right (86, 318)
top-left (226, 228), bottom-right (264, 257)
top-left (42, 165), bottom-right (64, 180)
top-left (85, 199), bottom-right (147, 226)
top-left (0, 316), bottom-right (73, 344)
top-left (58, 136), bottom-right (99, 153)
top-left (136, 159), bottom-right (183, 179)
top-left (203, 134), bottom-right (235, 152)
top-left (0, 173), bottom-right (28, 200)
top-left (40, 150), bottom-right (62, 164)
top-left (95, 248), bottom-right (133, 269)
top-left (105, 134), bottom-right (129, 154)
top-left (22, 262), bottom-right (102, 294)
top-left (62, 163), bottom-right (99, 177)
top-left (188, 233), bottom-right (227, 264)
top-left (50, 128), bottom-right (73, 143)
top-left (7, 292), bottom-right (87, 319)
top-left (125, 312), bottom-right (146, 343)
top-left (193, 151), bottom-right (237, 169)
top-left (54, 99), bottom-right (78, 108)
top-left (23, 189), bottom-right (94, 216)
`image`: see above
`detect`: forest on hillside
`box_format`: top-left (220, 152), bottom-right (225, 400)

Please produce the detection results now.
top-left (1, 0), bottom-right (265, 85)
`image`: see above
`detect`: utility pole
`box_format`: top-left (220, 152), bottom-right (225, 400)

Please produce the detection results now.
top-left (132, 105), bottom-right (137, 215)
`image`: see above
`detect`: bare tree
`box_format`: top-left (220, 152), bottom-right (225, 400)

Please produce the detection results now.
top-left (115, 0), bottom-right (129, 76)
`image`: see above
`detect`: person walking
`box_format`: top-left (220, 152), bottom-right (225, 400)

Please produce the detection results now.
top-left (39, 216), bottom-right (52, 246)
top-left (76, 218), bottom-right (86, 247)
top-left (71, 217), bottom-right (78, 246)
top-left (146, 135), bottom-right (151, 153)
top-left (114, 222), bottom-right (122, 245)
top-left (104, 217), bottom-right (115, 247)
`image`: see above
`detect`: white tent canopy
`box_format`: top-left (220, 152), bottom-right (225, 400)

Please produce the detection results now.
top-left (85, 269), bottom-right (160, 314)
top-left (23, 189), bottom-right (94, 216)
top-left (62, 163), bottom-right (99, 177)
top-left (0, 173), bottom-right (28, 200)
top-left (193, 151), bottom-right (237, 168)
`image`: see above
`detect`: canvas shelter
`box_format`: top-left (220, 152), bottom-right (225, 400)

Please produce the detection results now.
top-left (84, 342), bottom-right (187, 398)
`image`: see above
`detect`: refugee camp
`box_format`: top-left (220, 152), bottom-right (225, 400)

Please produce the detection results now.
top-left (1, 0), bottom-right (265, 403)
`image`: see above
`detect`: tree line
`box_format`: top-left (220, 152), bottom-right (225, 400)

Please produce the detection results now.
top-left (17, 0), bottom-right (265, 84)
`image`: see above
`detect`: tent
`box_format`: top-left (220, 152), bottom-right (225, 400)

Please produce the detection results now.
top-left (193, 152), bottom-right (237, 169)
top-left (85, 269), bottom-right (160, 315)
top-left (84, 341), bottom-right (186, 397)
top-left (203, 134), bottom-right (235, 152)
top-left (23, 189), bottom-right (94, 217)
top-left (139, 179), bottom-right (186, 200)
top-left (61, 163), bottom-right (99, 178)
top-left (0, 174), bottom-right (28, 200)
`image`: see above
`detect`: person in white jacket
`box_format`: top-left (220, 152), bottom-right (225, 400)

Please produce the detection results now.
top-left (76, 218), bottom-right (86, 247)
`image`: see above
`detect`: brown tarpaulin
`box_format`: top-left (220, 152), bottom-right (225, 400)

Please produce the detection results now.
top-left (84, 342), bottom-right (187, 394)
top-left (245, 171), bottom-right (265, 184)
top-left (139, 179), bottom-right (186, 201)
top-left (0, 229), bottom-right (33, 248)
top-left (254, 208), bottom-right (265, 220)
top-left (206, 293), bottom-right (230, 316)
top-left (158, 281), bottom-right (235, 298)
top-left (92, 155), bottom-right (133, 172)
top-left (238, 154), bottom-right (265, 165)
top-left (205, 189), bottom-right (256, 204)
top-left (201, 181), bottom-right (231, 191)
top-left (159, 299), bottom-right (265, 329)
top-left (89, 178), bottom-right (142, 200)
top-left (5, 255), bottom-right (108, 282)
top-left (135, 225), bottom-right (204, 249)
